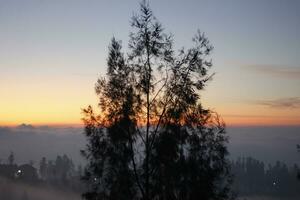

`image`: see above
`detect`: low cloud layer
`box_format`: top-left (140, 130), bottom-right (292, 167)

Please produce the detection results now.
top-left (0, 125), bottom-right (86, 166)
top-left (252, 97), bottom-right (300, 108)
top-left (0, 124), bottom-right (300, 167)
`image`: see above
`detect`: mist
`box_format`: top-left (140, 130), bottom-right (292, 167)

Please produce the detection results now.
top-left (0, 125), bottom-right (299, 167)
top-left (0, 176), bottom-right (81, 200)
top-left (0, 125), bottom-right (299, 200)
top-left (0, 125), bottom-right (85, 166)
top-left (227, 126), bottom-right (300, 166)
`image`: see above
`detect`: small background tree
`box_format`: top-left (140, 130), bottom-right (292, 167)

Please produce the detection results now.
top-left (8, 151), bottom-right (14, 166)
top-left (81, 1), bottom-right (233, 200)
top-left (297, 144), bottom-right (300, 180)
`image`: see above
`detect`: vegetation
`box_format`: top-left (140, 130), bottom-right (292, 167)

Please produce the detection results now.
top-left (232, 156), bottom-right (300, 197)
top-left (81, 1), bottom-right (233, 200)
top-left (1, 152), bottom-right (300, 199)
top-left (0, 153), bottom-right (83, 200)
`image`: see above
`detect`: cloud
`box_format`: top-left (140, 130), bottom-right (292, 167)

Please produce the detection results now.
top-left (0, 125), bottom-right (85, 166)
top-left (223, 114), bottom-right (296, 118)
top-left (243, 64), bottom-right (300, 79)
top-left (252, 97), bottom-right (300, 108)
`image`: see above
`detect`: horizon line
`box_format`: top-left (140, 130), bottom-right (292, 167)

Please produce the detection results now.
top-left (1, 122), bottom-right (300, 128)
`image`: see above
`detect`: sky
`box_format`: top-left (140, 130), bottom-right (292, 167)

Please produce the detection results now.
top-left (0, 0), bottom-right (299, 126)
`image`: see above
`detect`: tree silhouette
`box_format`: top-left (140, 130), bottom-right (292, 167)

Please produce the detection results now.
top-left (297, 144), bottom-right (300, 180)
top-left (39, 157), bottom-right (47, 180)
top-left (81, 1), bottom-right (233, 200)
top-left (8, 151), bottom-right (14, 166)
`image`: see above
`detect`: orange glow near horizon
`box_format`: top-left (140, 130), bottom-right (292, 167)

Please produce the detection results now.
top-left (1, 118), bottom-right (299, 128)
top-left (222, 115), bottom-right (300, 127)
top-left (0, 0), bottom-right (300, 129)
top-left (1, 109), bottom-right (299, 128)
top-left (1, 72), bottom-right (299, 128)
top-left (1, 91), bottom-right (300, 127)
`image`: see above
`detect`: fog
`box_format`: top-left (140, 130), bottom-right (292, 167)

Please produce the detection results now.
top-left (0, 125), bottom-right (299, 167)
top-left (0, 176), bottom-right (81, 200)
top-left (0, 125), bottom-right (86, 166)
top-left (227, 126), bottom-right (300, 166)
top-left (0, 125), bottom-right (299, 199)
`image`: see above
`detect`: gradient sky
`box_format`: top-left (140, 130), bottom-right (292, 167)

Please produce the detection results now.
top-left (0, 0), bottom-right (299, 126)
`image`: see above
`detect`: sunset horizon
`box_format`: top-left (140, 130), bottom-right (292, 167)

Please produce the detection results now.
top-left (1, 0), bottom-right (299, 128)
top-left (0, 1), bottom-right (299, 199)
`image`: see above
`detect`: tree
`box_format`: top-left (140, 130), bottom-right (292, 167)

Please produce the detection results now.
top-left (7, 151), bottom-right (14, 166)
top-left (39, 157), bottom-right (47, 180)
top-left (81, 1), bottom-right (233, 200)
top-left (297, 144), bottom-right (300, 180)
top-left (28, 160), bottom-right (34, 166)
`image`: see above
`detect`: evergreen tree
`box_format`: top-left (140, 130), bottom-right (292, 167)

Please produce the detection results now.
top-left (39, 157), bottom-right (47, 180)
top-left (7, 151), bottom-right (14, 166)
top-left (82, 1), bottom-right (233, 200)
top-left (297, 144), bottom-right (300, 180)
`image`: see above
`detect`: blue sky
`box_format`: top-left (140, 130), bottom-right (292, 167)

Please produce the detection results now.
top-left (0, 0), bottom-right (299, 125)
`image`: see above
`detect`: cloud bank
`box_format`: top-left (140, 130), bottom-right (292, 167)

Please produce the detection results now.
top-left (0, 124), bottom-right (300, 167)
top-left (252, 97), bottom-right (300, 108)
top-left (0, 125), bottom-right (86, 166)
